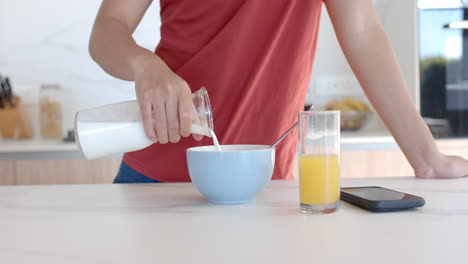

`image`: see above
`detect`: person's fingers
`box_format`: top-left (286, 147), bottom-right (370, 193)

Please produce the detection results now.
top-left (152, 98), bottom-right (169, 144)
top-left (135, 68), bottom-right (194, 144)
top-left (138, 94), bottom-right (158, 143)
top-left (192, 134), bottom-right (203, 141)
top-left (449, 156), bottom-right (468, 178)
top-left (166, 94), bottom-right (181, 143)
top-left (178, 89), bottom-right (192, 138)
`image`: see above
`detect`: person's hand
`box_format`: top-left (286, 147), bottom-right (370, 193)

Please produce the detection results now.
top-left (132, 54), bottom-right (202, 144)
top-left (415, 154), bottom-right (468, 179)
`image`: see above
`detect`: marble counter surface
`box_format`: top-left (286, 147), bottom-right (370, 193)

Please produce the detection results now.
top-left (1, 177), bottom-right (467, 264)
top-left (0, 139), bottom-right (80, 160)
top-left (0, 133), bottom-right (397, 160)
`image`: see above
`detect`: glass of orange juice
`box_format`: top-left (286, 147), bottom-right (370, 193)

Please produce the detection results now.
top-left (298, 111), bottom-right (340, 214)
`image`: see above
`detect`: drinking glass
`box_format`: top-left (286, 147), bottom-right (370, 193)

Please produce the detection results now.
top-left (298, 111), bottom-right (340, 214)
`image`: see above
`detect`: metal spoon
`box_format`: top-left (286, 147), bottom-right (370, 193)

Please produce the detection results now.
top-left (270, 105), bottom-right (314, 148)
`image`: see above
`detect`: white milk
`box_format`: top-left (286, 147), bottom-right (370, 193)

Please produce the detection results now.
top-left (77, 121), bottom-right (152, 159)
top-left (209, 129), bottom-right (221, 151)
top-left (77, 121), bottom-right (210, 159)
top-left (191, 124), bottom-right (209, 136)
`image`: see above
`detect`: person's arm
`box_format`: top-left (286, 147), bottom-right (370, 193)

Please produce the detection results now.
top-left (89, 0), bottom-right (198, 144)
top-left (324, 0), bottom-right (468, 178)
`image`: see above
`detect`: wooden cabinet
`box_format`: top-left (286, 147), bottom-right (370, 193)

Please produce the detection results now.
top-left (0, 161), bottom-right (15, 185)
top-left (1, 139), bottom-right (467, 185)
top-left (340, 139), bottom-right (468, 178)
top-left (341, 150), bottom-right (413, 178)
top-left (1, 158), bottom-right (121, 185)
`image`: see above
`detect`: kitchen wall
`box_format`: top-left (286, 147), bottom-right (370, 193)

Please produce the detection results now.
top-left (0, 0), bottom-right (161, 135)
top-left (308, 0), bottom-right (419, 109)
top-left (0, 0), bottom-right (418, 136)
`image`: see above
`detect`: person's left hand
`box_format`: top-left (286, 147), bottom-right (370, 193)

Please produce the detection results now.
top-left (415, 154), bottom-right (468, 179)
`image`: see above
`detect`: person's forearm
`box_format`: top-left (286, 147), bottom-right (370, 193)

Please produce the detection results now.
top-left (89, 16), bottom-right (157, 81)
top-left (338, 23), bottom-right (440, 170)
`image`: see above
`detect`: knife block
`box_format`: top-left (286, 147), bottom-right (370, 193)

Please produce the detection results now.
top-left (0, 96), bottom-right (32, 139)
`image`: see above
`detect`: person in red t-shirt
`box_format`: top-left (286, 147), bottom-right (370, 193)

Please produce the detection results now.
top-left (89, 0), bottom-right (468, 183)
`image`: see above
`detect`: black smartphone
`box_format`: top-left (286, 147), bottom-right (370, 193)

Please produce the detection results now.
top-left (340, 186), bottom-right (425, 212)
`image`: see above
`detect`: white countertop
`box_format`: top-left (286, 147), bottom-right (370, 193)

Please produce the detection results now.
top-left (0, 138), bottom-right (78, 152)
top-left (0, 138), bottom-right (81, 159)
top-left (1, 177), bottom-right (467, 264)
top-left (0, 130), bottom-right (397, 160)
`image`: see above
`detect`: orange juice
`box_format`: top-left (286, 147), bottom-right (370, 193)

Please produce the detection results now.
top-left (299, 154), bottom-right (340, 205)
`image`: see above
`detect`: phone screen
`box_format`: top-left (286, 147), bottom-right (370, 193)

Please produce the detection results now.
top-left (341, 187), bottom-right (417, 201)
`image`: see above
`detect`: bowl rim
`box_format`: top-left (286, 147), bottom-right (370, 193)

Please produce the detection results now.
top-left (187, 144), bottom-right (272, 153)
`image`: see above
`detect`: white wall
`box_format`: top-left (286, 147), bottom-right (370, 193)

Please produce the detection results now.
top-left (308, 0), bottom-right (419, 110)
top-left (0, 0), bottom-right (160, 134)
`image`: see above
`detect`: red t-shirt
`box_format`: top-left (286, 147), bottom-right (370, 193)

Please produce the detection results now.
top-left (124, 0), bottom-right (324, 182)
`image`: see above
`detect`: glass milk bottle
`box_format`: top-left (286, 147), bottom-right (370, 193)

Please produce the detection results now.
top-left (74, 87), bottom-right (213, 159)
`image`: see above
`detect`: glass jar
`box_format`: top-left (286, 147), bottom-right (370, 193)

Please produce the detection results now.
top-left (39, 84), bottom-right (63, 138)
top-left (74, 87), bottom-right (214, 159)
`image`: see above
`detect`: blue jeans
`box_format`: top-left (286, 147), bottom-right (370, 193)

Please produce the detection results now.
top-left (113, 162), bottom-right (162, 183)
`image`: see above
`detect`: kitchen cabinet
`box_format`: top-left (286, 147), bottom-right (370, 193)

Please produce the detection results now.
top-left (0, 161), bottom-right (15, 185)
top-left (341, 139), bottom-right (468, 178)
top-left (341, 150), bottom-right (413, 178)
top-left (3, 152), bottom-right (411, 185)
top-left (0, 139), bottom-right (467, 185)
top-left (1, 158), bottom-right (120, 185)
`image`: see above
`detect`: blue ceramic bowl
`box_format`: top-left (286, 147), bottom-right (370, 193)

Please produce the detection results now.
top-left (187, 145), bottom-right (275, 204)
